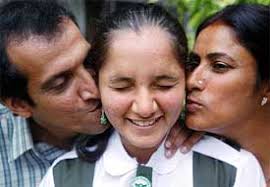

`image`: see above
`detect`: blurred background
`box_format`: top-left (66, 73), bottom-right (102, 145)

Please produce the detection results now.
top-left (67, 0), bottom-right (270, 48)
top-left (1, 0), bottom-right (269, 47)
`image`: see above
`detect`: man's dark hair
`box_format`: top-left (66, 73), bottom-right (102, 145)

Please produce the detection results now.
top-left (0, 0), bottom-right (77, 105)
top-left (196, 4), bottom-right (270, 86)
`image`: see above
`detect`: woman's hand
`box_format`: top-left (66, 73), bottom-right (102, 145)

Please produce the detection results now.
top-left (164, 122), bottom-right (204, 158)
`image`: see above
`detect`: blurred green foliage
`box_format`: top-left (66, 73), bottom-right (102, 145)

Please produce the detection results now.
top-left (164, 0), bottom-right (270, 48)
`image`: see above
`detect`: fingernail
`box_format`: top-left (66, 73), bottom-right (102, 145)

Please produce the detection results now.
top-left (180, 146), bottom-right (188, 154)
top-left (165, 150), bottom-right (172, 158)
top-left (165, 141), bottom-right (171, 148)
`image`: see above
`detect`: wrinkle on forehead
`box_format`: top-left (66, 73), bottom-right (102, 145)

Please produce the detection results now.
top-left (6, 19), bottom-right (88, 76)
top-left (6, 17), bottom-right (72, 48)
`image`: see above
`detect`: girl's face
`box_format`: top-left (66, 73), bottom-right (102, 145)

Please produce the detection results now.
top-left (99, 26), bottom-right (185, 155)
top-left (186, 23), bottom-right (263, 134)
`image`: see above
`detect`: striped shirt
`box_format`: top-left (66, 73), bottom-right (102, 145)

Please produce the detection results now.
top-left (0, 104), bottom-right (67, 187)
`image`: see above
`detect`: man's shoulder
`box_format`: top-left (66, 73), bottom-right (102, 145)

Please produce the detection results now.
top-left (0, 104), bottom-right (33, 162)
top-left (0, 103), bottom-right (27, 124)
top-left (0, 103), bottom-right (10, 115)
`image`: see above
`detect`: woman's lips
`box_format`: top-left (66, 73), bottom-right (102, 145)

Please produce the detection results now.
top-left (186, 97), bottom-right (203, 113)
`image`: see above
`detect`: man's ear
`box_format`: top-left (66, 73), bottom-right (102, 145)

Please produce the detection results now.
top-left (3, 98), bottom-right (33, 118)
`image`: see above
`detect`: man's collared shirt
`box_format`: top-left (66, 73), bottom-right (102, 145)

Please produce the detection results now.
top-left (0, 104), bottom-right (66, 187)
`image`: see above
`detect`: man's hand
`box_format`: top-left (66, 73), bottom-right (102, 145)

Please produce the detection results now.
top-left (164, 122), bottom-right (204, 158)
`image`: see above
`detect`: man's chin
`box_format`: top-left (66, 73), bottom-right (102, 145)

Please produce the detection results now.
top-left (83, 123), bottom-right (109, 135)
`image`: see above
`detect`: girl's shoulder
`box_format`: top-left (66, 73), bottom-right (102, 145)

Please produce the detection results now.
top-left (39, 149), bottom-right (79, 187)
top-left (192, 135), bottom-right (266, 187)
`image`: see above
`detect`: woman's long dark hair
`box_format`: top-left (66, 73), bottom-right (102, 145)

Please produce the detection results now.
top-left (196, 4), bottom-right (270, 86)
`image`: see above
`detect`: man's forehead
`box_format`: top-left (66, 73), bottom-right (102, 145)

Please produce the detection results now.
top-left (6, 19), bottom-right (90, 80)
top-left (7, 21), bottom-right (88, 62)
top-left (7, 19), bottom-right (83, 53)
top-left (6, 36), bottom-right (62, 74)
top-left (8, 37), bottom-right (54, 56)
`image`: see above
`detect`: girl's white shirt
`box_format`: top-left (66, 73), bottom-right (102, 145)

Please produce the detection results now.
top-left (39, 132), bottom-right (266, 187)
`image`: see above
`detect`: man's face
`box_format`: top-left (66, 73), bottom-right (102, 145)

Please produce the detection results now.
top-left (7, 19), bottom-right (107, 138)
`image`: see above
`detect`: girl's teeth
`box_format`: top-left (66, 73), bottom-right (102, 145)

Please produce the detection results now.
top-left (130, 119), bottom-right (157, 127)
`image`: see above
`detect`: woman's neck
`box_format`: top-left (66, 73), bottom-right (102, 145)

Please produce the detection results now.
top-left (238, 125), bottom-right (270, 183)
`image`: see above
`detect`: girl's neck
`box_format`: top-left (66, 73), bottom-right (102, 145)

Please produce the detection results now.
top-left (121, 139), bottom-right (162, 164)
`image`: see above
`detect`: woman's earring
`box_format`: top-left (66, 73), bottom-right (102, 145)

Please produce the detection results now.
top-left (100, 109), bottom-right (108, 125)
top-left (261, 97), bottom-right (268, 106)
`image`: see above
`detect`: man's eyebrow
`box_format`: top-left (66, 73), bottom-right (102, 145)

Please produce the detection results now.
top-left (40, 70), bottom-right (71, 92)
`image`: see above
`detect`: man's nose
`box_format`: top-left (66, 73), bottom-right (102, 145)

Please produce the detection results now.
top-left (78, 66), bottom-right (100, 101)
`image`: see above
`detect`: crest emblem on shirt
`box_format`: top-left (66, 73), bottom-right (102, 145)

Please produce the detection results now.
top-left (130, 176), bottom-right (151, 187)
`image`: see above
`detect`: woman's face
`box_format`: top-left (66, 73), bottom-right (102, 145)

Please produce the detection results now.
top-left (99, 26), bottom-right (185, 153)
top-left (186, 23), bottom-right (262, 134)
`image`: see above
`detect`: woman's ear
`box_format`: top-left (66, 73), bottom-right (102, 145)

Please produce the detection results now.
top-left (262, 82), bottom-right (270, 98)
top-left (265, 83), bottom-right (270, 98)
top-left (3, 98), bottom-right (33, 118)
top-left (261, 82), bottom-right (270, 106)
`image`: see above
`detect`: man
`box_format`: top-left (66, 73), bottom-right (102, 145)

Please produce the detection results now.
top-left (0, 1), bottom-right (107, 186)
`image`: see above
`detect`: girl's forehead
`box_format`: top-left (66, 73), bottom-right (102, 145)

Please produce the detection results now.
top-left (109, 26), bottom-right (175, 56)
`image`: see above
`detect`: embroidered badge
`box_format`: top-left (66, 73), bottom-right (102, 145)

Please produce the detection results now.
top-left (130, 176), bottom-right (151, 187)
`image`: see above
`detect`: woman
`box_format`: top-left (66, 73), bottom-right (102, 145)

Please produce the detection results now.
top-left (185, 4), bottom-right (270, 185)
top-left (39, 4), bottom-right (265, 187)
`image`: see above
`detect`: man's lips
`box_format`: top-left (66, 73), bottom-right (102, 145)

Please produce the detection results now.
top-left (186, 97), bottom-right (203, 113)
top-left (84, 100), bottom-right (102, 113)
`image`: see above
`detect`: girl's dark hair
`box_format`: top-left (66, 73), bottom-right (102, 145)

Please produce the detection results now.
top-left (196, 4), bottom-right (270, 86)
top-left (77, 3), bottom-right (188, 163)
top-left (89, 3), bottom-right (188, 73)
